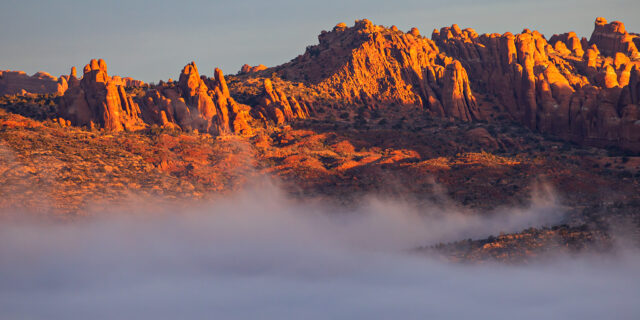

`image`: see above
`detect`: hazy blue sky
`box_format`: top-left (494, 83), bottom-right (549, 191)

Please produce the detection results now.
top-left (1, 0), bottom-right (638, 81)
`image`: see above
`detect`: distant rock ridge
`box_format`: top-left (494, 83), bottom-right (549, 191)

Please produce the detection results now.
top-left (0, 66), bottom-right (146, 98)
top-left (275, 19), bottom-right (484, 122)
top-left (238, 64), bottom-right (267, 75)
top-left (53, 60), bottom-right (311, 135)
top-left (1, 17), bottom-right (639, 152)
top-left (432, 18), bottom-right (640, 151)
top-left (0, 70), bottom-right (66, 96)
top-left (548, 32), bottom-right (585, 57)
top-left (113, 77), bottom-right (146, 88)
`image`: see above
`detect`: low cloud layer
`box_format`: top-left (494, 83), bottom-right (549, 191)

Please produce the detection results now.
top-left (1, 182), bottom-right (638, 319)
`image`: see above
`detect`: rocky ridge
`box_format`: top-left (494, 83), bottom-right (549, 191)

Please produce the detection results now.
top-left (2, 17), bottom-right (640, 152)
top-left (0, 70), bottom-right (67, 96)
top-left (238, 64), bottom-right (267, 74)
top-left (432, 18), bottom-right (640, 151)
top-left (275, 19), bottom-right (483, 121)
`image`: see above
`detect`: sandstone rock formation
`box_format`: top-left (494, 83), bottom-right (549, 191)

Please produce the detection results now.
top-left (3, 18), bottom-right (639, 152)
top-left (238, 64), bottom-right (267, 74)
top-left (0, 70), bottom-right (66, 96)
top-left (107, 76), bottom-right (146, 88)
top-left (139, 62), bottom-right (253, 136)
top-left (275, 19), bottom-right (484, 122)
top-left (253, 79), bottom-right (311, 125)
top-left (589, 17), bottom-right (639, 59)
top-left (122, 77), bottom-right (146, 88)
top-left (549, 32), bottom-right (585, 57)
top-left (59, 59), bottom-right (145, 131)
top-left (433, 20), bottom-right (640, 151)
top-left (441, 61), bottom-right (481, 121)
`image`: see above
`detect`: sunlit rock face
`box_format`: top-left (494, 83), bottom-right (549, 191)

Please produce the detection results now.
top-left (2, 18), bottom-right (639, 151)
top-left (139, 61), bottom-right (254, 136)
top-left (238, 64), bottom-right (267, 75)
top-left (433, 19), bottom-right (640, 151)
top-left (0, 70), bottom-right (66, 96)
top-left (59, 59), bottom-right (145, 131)
top-left (589, 17), bottom-right (639, 59)
top-left (275, 19), bottom-right (483, 122)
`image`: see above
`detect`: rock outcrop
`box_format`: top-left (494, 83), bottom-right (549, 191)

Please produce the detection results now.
top-left (0, 70), bottom-right (67, 96)
top-left (3, 18), bottom-right (639, 151)
top-left (253, 79), bottom-right (311, 125)
top-left (589, 17), bottom-right (639, 59)
top-left (276, 20), bottom-right (484, 122)
top-left (59, 59), bottom-right (145, 131)
top-left (441, 60), bottom-right (481, 121)
top-left (106, 76), bottom-right (146, 88)
top-left (238, 64), bottom-right (267, 74)
top-left (140, 62), bottom-right (253, 136)
top-left (432, 20), bottom-right (640, 151)
top-left (549, 32), bottom-right (585, 57)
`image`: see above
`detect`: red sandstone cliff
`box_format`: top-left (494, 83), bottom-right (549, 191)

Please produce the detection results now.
top-left (59, 59), bottom-right (145, 131)
top-left (140, 62), bottom-right (253, 136)
top-left (2, 18), bottom-right (639, 152)
top-left (589, 17), bottom-right (639, 59)
top-left (432, 18), bottom-right (640, 151)
top-left (0, 70), bottom-right (67, 96)
top-left (275, 19), bottom-right (483, 121)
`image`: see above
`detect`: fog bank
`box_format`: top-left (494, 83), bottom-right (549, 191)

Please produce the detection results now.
top-left (1, 184), bottom-right (638, 319)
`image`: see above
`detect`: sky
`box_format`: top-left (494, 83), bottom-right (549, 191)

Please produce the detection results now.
top-left (0, 0), bottom-right (638, 82)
